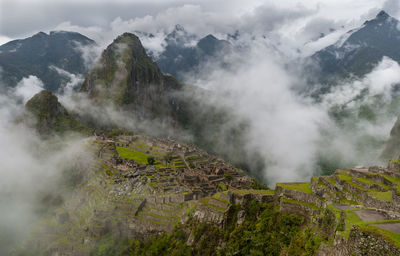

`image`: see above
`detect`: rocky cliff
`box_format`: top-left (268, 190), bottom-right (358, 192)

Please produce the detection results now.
top-left (80, 33), bottom-right (183, 123)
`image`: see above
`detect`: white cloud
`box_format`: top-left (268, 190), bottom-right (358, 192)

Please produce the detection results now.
top-left (13, 75), bottom-right (44, 104)
top-left (49, 65), bottom-right (84, 97)
top-left (0, 35), bottom-right (13, 45)
top-left (322, 57), bottom-right (400, 106)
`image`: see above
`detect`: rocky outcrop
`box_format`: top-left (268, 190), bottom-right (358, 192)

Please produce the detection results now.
top-left (80, 33), bottom-right (184, 123)
top-left (22, 90), bottom-right (90, 135)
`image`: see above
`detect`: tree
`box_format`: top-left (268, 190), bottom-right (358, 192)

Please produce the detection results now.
top-left (147, 156), bottom-right (155, 165)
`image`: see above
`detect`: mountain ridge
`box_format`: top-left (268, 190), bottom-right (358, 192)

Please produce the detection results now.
top-left (311, 10), bottom-right (400, 85)
top-left (0, 30), bottom-right (95, 91)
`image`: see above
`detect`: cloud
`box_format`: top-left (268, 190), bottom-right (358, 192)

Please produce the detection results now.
top-left (322, 57), bottom-right (400, 106)
top-left (383, 0), bottom-right (400, 18)
top-left (13, 75), bottom-right (44, 104)
top-left (187, 42), bottom-right (328, 184)
top-left (49, 65), bottom-right (84, 96)
top-left (0, 76), bottom-right (93, 255)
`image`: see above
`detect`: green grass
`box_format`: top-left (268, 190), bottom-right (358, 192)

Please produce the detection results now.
top-left (130, 141), bottom-right (166, 156)
top-left (368, 190), bottom-right (393, 202)
top-left (229, 189), bottom-right (275, 196)
top-left (356, 177), bottom-right (374, 185)
top-left (198, 197), bottom-right (226, 212)
top-left (116, 146), bottom-right (148, 164)
top-left (356, 177), bottom-right (391, 191)
top-left (276, 182), bottom-right (312, 194)
top-left (382, 175), bottom-right (400, 186)
top-left (218, 183), bottom-right (227, 191)
top-left (328, 204), bottom-right (400, 242)
top-left (212, 193), bottom-right (230, 205)
top-left (378, 183), bottom-right (391, 190)
top-left (281, 198), bottom-right (320, 210)
top-left (341, 211), bottom-right (363, 238)
top-left (359, 225), bottom-right (400, 248)
top-left (390, 159), bottom-right (400, 165)
top-left (326, 177), bottom-right (336, 185)
top-left (336, 174), bottom-right (366, 191)
top-left (116, 146), bottom-right (167, 168)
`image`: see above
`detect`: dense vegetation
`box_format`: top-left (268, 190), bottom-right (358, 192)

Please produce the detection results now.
top-left (90, 201), bottom-right (325, 256)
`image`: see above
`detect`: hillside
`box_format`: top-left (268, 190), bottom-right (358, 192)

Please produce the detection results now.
top-left (0, 31), bottom-right (95, 91)
top-left (22, 90), bottom-right (91, 135)
top-left (17, 133), bottom-right (400, 255)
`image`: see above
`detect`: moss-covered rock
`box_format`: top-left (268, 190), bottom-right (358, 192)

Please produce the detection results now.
top-left (23, 90), bottom-right (91, 135)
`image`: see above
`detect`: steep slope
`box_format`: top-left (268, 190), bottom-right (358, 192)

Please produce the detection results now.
top-left (155, 25), bottom-right (231, 81)
top-left (382, 116), bottom-right (400, 160)
top-left (17, 134), bottom-right (400, 255)
top-left (79, 32), bottom-right (261, 179)
top-left (80, 32), bottom-right (183, 122)
top-left (0, 31), bottom-right (95, 91)
top-left (23, 90), bottom-right (91, 135)
top-left (312, 11), bottom-right (400, 84)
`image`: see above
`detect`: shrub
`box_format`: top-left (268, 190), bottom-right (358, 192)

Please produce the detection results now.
top-left (147, 156), bottom-right (155, 165)
top-left (224, 173), bottom-right (233, 181)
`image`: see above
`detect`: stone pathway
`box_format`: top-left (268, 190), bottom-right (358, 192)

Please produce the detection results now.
top-left (355, 210), bottom-right (388, 222)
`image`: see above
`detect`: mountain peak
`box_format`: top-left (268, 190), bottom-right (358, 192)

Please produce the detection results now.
top-left (32, 31), bottom-right (47, 38)
top-left (114, 32), bottom-right (141, 45)
top-left (376, 10), bottom-right (390, 20)
top-left (80, 32), bottom-right (183, 117)
top-left (174, 24), bottom-right (185, 32)
top-left (23, 90), bottom-right (90, 135)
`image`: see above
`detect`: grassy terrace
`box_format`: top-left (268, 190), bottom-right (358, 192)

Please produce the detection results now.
top-left (198, 197), bottom-right (227, 212)
top-left (360, 225), bottom-right (400, 248)
top-left (228, 189), bottom-right (275, 196)
top-left (356, 177), bottom-right (391, 191)
top-left (117, 146), bottom-right (188, 168)
top-left (336, 174), bottom-right (366, 191)
top-left (131, 141), bottom-right (166, 156)
top-left (281, 198), bottom-right (320, 210)
top-left (118, 146), bottom-right (166, 168)
top-left (328, 204), bottom-right (400, 245)
top-left (382, 174), bottom-right (400, 186)
top-left (212, 193), bottom-right (230, 204)
top-left (368, 190), bottom-right (393, 202)
top-left (276, 182), bottom-right (312, 194)
top-left (356, 177), bottom-right (374, 185)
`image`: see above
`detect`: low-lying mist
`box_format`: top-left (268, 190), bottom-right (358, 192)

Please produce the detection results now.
top-left (183, 40), bottom-right (399, 186)
top-left (0, 78), bottom-right (94, 255)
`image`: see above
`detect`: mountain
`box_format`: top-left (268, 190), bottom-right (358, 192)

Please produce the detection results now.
top-left (22, 90), bottom-right (91, 135)
top-left (0, 31), bottom-right (95, 91)
top-left (80, 32), bottom-right (184, 123)
top-left (311, 11), bottom-right (400, 85)
top-left (155, 25), bottom-right (231, 81)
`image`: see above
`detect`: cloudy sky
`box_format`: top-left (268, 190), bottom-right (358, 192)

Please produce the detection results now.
top-left (0, 0), bottom-right (397, 47)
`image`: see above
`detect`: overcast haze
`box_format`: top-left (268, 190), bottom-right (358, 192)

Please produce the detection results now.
top-left (0, 0), bottom-right (395, 49)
